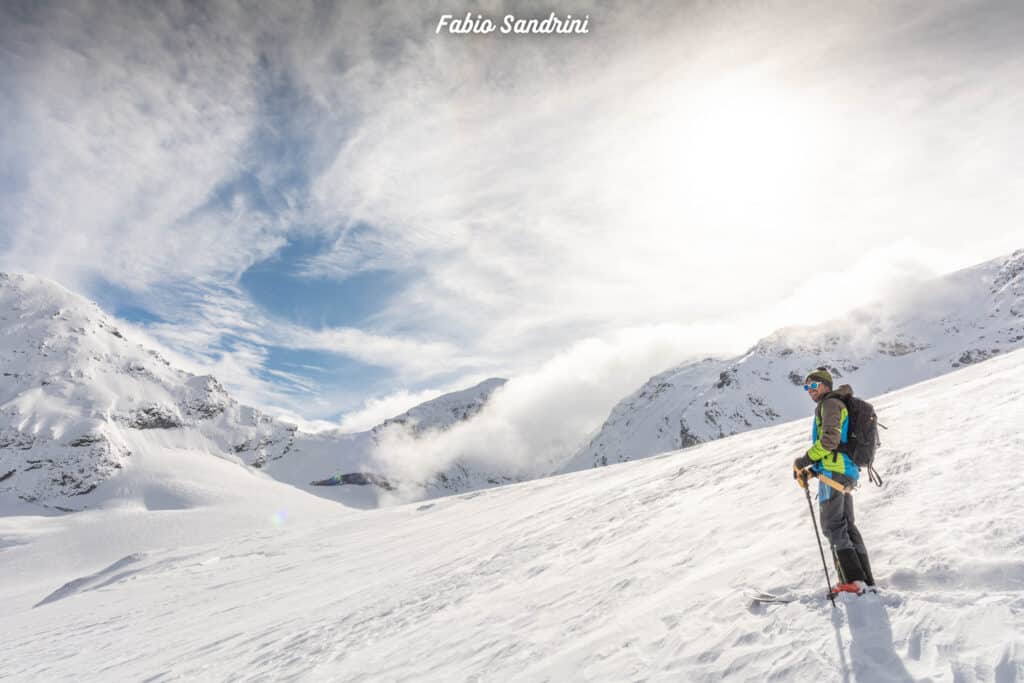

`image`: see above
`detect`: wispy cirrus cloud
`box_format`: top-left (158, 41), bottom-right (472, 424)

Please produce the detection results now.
top-left (2, 0), bottom-right (1023, 437)
top-left (0, 3), bottom-right (274, 289)
top-left (112, 276), bottom-right (483, 420)
top-left (298, 0), bottom-right (1024, 360)
top-left (287, 327), bottom-right (474, 379)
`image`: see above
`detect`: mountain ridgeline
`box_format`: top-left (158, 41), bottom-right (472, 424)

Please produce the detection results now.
top-left (1, 248), bottom-right (1022, 511)
top-left (563, 248), bottom-right (1024, 471)
top-left (0, 271), bottom-right (508, 511)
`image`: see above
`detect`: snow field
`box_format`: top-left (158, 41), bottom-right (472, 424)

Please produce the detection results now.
top-left (1, 348), bottom-right (1023, 681)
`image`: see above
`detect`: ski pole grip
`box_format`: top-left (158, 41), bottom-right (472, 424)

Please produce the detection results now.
top-left (793, 464), bottom-right (809, 489)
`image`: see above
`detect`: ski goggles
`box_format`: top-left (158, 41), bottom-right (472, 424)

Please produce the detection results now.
top-left (803, 382), bottom-right (821, 391)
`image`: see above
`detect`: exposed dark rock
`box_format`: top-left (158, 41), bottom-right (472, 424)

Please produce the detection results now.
top-left (310, 472), bottom-right (395, 490)
top-left (678, 420), bottom-right (701, 449)
top-left (746, 395), bottom-right (780, 421)
top-left (68, 434), bottom-right (104, 447)
top-left (182, 376), bottom-right (231, 420)
top-left (952, 348), bottom-right (1000, 368)
top-left (992, 249), bottom-right (1024, 291)
top-left (0, 430), bottom-right (35, 450)
top-left (126, 405), bottom-right (182, 429)
top-left (185, 400), bottom-right (226, 420)
top-left (714, 370), bottom-right (736, 389)
top-left (877, 339), bottom-right (927, 357)
top-left (640, 381), bottom-right (674, 401)
top-left (232, 433), bottom-right (289, 469)
top-left (704, 402), bottom-right (722, 433)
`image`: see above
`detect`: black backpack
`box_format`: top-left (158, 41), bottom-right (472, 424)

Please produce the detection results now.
top-left (838, 394), bottom-right (884, 486)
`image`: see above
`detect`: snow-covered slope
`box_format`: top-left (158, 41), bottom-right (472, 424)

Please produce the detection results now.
top-left (2, 344), bottom-right (1022, 681)
top-left (0, 273), bottom-right (508, 510)
top-left (566, 249), bottom-right (1024, 471)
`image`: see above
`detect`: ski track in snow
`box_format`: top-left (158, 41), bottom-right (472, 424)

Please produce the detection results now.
top-left (2, 350), bottom-right (1024, 681)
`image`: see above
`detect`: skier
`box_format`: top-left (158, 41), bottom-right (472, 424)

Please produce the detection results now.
top-left (793, 368), bottom-right (876, 596)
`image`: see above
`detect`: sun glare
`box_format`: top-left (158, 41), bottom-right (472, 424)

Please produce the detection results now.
top-left (660, 75), bottom-right (826, 214)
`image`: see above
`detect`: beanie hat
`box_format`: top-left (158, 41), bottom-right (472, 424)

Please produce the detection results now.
top-left (805, 367), bottom-right (833, 387)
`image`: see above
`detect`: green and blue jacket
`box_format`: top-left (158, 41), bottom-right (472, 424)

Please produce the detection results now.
top-left (808, 384), bottom-right (860, 496)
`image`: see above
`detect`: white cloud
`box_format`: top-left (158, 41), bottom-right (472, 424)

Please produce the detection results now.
top-left (370, 321), bottom-right (751, 488)
top-left (3, 1), bottom-right (1023, 431)
top-left (0, 3), bottom-right (278, 292)
top-left (297, 0), bottom-right (1024, 364)
top-left (287, 327), bottom-right (473, 381)
top-left (114, 279), bottom-right (481, 419)
top-left (337, 389), bottom-right (445, 434)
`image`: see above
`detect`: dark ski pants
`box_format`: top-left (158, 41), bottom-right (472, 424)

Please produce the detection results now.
top-left (819, 491), bottom-right (867, 554)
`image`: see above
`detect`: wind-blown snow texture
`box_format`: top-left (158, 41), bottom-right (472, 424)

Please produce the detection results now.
top-left (2, 345), bottom-right (1022, 681)
top-left (0, 272), bottom-right (507, 511)
top-left (566, 249), bottom-right (1024, 471)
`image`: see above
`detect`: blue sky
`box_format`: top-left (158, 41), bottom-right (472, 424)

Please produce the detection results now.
top-left (238, 232), bottom-right (408, 330)
top-left (89, 238), bottom-right (431, 424)
top-left (2, 1), bottom-right (1023, 430)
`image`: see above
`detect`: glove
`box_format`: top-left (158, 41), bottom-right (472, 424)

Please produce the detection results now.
top-left (793, 463), bottom-right (810, 488)
top-left (792, 454), bottom-right (814, 489)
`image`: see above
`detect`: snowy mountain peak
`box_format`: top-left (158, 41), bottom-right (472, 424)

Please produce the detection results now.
top-left (565, 248), bottom-right (1024, 471)
top-left (372, 377), bottom-right (506, 438)
top-left (0, 273), bottom-right (514, 510)
top-left (0, 272), bottom-right (287, 508)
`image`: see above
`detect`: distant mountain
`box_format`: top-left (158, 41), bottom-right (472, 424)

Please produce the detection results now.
top-left (367, 377), bottom-right (519, 495)
top-left (0, 272), bottom-right (508, 511)
top-left (372, 378), bottom-right (506, 438)
top-left (9, 248), bottom-right (1021, 511)
top-left (291, 376), bottom-right (512, 502)
top-left (563, 248), bottom-right (1024, 471)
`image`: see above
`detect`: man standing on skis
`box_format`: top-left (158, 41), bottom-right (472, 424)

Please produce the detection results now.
top-left (793, 367), bottom-right (876, 595)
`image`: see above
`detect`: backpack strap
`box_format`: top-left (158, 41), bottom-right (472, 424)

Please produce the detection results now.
top-left (866, 465), bottom-right (883, 487)
top-left (815, 473), bottom-right (852, 494)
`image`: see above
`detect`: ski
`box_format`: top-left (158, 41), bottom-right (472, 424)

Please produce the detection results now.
top-left (747, 585), bottom-right (879, 606)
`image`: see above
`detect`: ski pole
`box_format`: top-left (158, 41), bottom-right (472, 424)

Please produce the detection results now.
top-left (803, 482), bottom-right (836, 609)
